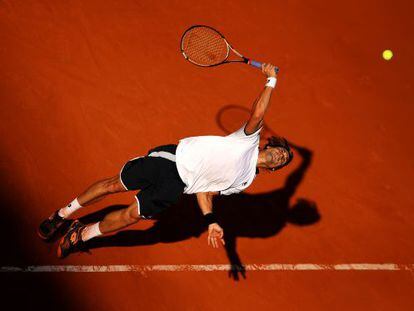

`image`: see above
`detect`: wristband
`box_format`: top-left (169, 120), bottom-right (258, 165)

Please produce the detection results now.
top-left (265, 77), bottom-right (277, 88)
top-left (203, 213), bottom-right (218, 226)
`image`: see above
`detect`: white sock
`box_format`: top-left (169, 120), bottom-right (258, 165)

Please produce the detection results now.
top-left (58, 198), bottom-right (82, 219)
top-left (81, 222), bottom-right (102, 242)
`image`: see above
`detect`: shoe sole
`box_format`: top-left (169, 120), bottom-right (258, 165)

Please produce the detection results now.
top-left (37, 228), bottom-right (49, 241)
top-left (37, 222), bottom-right (66, 241)
top-left (38, 217), bottom-right (73, 242)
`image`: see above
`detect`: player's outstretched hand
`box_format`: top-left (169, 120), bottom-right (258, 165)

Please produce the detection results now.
top-left (208, 223), bottom-right (225, 248)
top-left (261, 63), bottom-right (277, 78)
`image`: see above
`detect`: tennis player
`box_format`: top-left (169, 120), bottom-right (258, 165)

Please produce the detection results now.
top-left (38, 63), bottom-right (293, 258)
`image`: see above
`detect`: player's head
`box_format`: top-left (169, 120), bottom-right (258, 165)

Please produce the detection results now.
top-left (262, 136), bottom-right (293, 171)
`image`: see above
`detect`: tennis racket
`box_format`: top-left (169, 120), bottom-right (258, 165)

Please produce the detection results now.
top-left (180, 25), bottom-right (279, 73)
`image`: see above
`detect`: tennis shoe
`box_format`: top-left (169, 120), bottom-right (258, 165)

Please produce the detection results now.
top-left (57, 220), bottom-right (88, 258)
top-left (38, 210), bottom-right (67, 240)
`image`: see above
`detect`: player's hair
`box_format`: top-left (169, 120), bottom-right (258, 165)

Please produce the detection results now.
top-left (264, 136), bottom-right (294, 171)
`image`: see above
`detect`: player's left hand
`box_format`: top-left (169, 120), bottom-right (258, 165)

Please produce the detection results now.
top-left (208, 223), bottom-right (225, 248)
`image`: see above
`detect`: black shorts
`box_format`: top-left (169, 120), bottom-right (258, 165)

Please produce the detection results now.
top-left (119, 144), bottom-right (186, 219)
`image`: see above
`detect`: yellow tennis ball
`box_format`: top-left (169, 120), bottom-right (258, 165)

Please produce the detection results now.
top-left (382, 50), bottom-right (393, 61)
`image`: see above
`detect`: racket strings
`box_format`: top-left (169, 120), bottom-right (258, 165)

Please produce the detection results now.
top-left (181, 27), bottom-right (229, 66)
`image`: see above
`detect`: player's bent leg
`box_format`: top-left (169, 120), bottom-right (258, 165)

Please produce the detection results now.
top-left (60, 175), bottom-right (127, 219)
top-left (97, 200), bottom-right (140, 234)
top-left (77, 175), bottom-right (127, 207)
top-left (57, 201), bottom-right (140, 258)
top-left (39, 175), bottom-right (127, 241)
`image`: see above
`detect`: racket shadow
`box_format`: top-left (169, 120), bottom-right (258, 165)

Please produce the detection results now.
top-left (216, 104), bottom-right (283, 145)
top-left (84, 109), bottom-right (320, 281)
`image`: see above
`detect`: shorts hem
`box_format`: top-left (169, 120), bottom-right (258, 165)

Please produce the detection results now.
top-left (135, 196), bottom-right (150, 219)
top-left (119, 174), bottom-right (129, 191)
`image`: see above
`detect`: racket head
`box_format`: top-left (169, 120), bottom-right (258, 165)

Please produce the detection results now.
top-left (180, 25), bottom-right (233, 67)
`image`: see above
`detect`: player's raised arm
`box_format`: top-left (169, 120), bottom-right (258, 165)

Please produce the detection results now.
top-left (244, 63), bottom-right (278, 135)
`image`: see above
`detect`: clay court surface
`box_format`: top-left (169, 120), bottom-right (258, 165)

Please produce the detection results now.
top-left (1, 0), bottom-right (414, 310)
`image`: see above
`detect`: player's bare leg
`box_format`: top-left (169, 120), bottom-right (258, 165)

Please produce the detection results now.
top-left (95, 200), bottom-right (140, 234)
top-left (62, 175), bottom-right (127, 217)
top-left (38, 175), bottom-right (127, 240)
top-left (77, 175), bottom-right (127, 206)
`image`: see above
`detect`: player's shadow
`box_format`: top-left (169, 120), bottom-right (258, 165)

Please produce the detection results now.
top-left (86, 105), bottom-right (320, 280)
top-left (85, 141), bottom-right (319, 281)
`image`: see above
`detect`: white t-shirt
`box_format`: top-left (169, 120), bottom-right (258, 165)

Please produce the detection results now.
top-left (176, 124), bottom-right (261, 195)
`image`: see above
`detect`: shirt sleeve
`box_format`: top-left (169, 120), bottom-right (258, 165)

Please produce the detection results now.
top-left (227, 123), bottom-right (262, 140)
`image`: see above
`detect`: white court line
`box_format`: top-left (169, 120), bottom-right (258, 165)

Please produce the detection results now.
top-left (1, 264), bottom-right (413, 273)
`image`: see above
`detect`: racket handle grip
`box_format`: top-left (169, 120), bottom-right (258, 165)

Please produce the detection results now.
top-left (249, 60), bottom-right (280, 74)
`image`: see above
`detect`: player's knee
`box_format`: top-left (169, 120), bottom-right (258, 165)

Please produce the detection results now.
top-left (125, 204), bottom-right (140, 223)
top-left (103, 176), bottom-right (124, 194)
